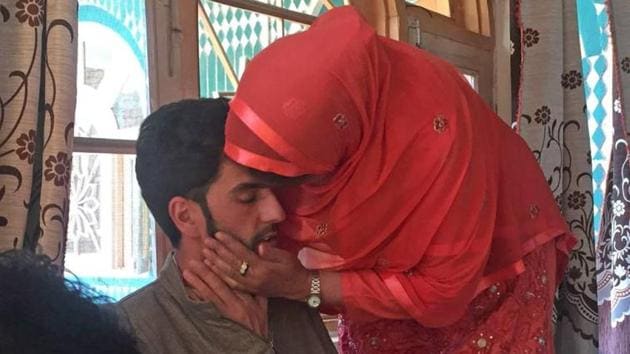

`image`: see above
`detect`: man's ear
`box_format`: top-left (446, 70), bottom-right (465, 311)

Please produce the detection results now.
top-left (168, 196), bottom-right (201, 240)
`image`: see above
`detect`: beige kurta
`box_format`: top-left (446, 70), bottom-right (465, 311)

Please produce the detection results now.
top-left (114, 253), bottom-right (336, 354)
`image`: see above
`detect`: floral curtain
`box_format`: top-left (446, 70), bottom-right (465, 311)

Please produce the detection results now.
top-left (597, 0), bottom-right (630, 352)
top-left (0, 0), bottom-right (78, 265)
top-left (512, 0), bottom-right (598, 353)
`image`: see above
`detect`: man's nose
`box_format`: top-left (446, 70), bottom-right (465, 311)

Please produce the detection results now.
top-left (259, 189), bottom-right (286, 224)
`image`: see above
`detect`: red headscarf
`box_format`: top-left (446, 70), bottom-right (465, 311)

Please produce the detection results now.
top-left (225, 7), bottom-right (575, 325)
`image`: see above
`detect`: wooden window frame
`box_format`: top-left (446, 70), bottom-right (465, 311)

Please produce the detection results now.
top-left (146, 0), bottom-right (200, 269)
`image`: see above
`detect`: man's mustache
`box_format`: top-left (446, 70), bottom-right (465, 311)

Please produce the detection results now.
top-left (250, 226), bottom-right (278, 251)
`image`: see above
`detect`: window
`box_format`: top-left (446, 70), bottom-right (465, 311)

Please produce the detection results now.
top-left (405, 0), bottom-right (494, 106)
top-left (198, 0), bottom-right (347, 98)
top-left (66, 0), bottom-right (156, 301)
top-left (462, 71), bottom-right (478, 91)
top-left (406, 0), bottom-right (450, 17)
top-left (406, 0), bottom-right (491, 36)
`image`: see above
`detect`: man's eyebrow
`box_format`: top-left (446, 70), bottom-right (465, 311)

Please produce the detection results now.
top-left (230, 182), bottom-right (272, 193)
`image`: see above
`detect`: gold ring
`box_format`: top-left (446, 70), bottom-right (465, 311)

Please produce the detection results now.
top-left (239, 261), bottom-right (250, 276)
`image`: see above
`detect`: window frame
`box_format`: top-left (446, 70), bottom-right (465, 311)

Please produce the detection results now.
top-left (70, 0), bottom-right (160, 281)
top-left (404, 1), bottom-right (495, 106)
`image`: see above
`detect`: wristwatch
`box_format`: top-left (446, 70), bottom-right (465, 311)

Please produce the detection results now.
top-left (306, 272), bottom-right (321, 309)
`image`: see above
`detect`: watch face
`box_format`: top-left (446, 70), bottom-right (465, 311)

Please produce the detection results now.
top-left (307, 295), bottom-right (321, 308)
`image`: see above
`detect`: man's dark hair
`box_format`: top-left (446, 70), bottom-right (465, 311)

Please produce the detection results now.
top-left (0, 249), bottom-right (139, 354)
top-left (135, 98), bottom-right (229, 248)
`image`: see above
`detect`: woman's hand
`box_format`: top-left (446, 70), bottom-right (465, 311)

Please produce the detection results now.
top-left (183, 260), bottom-right (268, 338)
top-left (202, 231), bottom-right (311, 301)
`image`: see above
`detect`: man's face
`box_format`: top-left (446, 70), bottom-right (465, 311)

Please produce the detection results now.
top-left (198, 158), bottom-right (286, 250)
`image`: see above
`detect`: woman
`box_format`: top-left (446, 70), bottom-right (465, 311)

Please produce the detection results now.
top-left (203, 6), bottom-right (576, 353)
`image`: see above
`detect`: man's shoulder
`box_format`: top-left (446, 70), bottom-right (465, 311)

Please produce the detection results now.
top-left (119, 279), bottom-right (160, 300)
top-left (117, 280), bottom-right (161, 307)
top-left (114, 279), bottom-right (166, 321)
top-left (113, 280), bottom-right (174, 349)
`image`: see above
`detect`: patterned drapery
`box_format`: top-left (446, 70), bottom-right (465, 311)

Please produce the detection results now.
top-left (597, 0), bottom-right (630, 352)
top-left (0, 0), bottom-right (78, 264)
top-left (512, 0), bottom-right (598, 353)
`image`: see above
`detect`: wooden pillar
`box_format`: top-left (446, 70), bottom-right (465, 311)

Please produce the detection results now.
top-left (349, 0), bottom-right (408, 42)
top-left (146, 0), bottom-right (200, 269)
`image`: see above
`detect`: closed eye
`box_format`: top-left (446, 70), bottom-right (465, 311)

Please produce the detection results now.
top-left (230, 182), bottom-right (272, 204)
top-left (237, 191), bottom-right (258, 204)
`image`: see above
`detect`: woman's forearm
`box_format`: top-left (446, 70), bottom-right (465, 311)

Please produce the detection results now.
top-left (320, 270), bottom-right (342, 310)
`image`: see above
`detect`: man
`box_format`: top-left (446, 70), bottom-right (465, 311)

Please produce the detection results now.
top-left (0, 249), bottom-right (139, 354)
top-left (114, 98), bottom-right (336, 354)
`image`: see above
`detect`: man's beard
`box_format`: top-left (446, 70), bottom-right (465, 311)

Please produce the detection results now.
top-left (198, 199), bottom-right (276, 251)
top-left (196, 197), bottom-right (218, 237)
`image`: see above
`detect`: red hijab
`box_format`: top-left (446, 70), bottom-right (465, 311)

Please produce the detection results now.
top-left (225, 7), bottom-right (575, 324)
